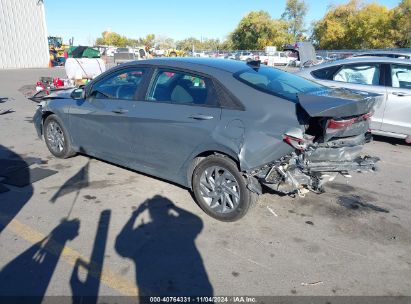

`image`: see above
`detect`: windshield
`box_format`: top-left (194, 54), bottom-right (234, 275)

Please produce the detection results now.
top-left (234, 66), bottom-right (323, 102)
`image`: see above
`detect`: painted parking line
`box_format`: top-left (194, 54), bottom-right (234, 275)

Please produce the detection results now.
top-left (0, 215), bottom-right (138, 296)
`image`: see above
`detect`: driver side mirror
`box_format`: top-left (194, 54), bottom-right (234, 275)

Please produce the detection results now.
top-left (71, 88), bottom-right (85, 100)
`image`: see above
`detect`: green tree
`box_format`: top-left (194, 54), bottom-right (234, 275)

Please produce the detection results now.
top-left (155, 35), bottom-right (175, 49)
top-left (141, 34), bottom-right (156, 49)
top-left (312, 0), bottom-right (398, 49)
top-left (201, 38), bottom-right (221, 50)
top-left (393, 0), bottom-right (411, 47)
top-left (219, 39), bottom-right (234, 51)
top-left (95, 31), bottom-right (128, 47)
top-left (231, 11), bottom-right (292, 50)
top-left (176, 37), bottom-right (203, 51)
top-left (126, 38), bottom-right (140, 47)
top-left (281, 0), bottom-right (308, 40)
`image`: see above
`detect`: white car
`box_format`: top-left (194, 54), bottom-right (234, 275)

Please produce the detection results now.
top-left (254, 52), bottom-right (269, 65)
top-left (192, 51), bottom-right (209, 58)
top-left (106, 47), bottom-right (117, 57)
top-left (266, 52), bottom-right (291, 66)
top-left (297, 57), bottom-right (411, 142)
top-left (239, 52), bottom-right (253, 61)
top-left (134, 47), bottom-right (147, 60)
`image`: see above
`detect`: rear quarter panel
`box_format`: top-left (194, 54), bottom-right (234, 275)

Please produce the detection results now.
top-left (213, 72), bottom-right (299, 171)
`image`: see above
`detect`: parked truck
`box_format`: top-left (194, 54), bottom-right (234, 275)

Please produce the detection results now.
top-left (113, 48), bottom-right (135, 65)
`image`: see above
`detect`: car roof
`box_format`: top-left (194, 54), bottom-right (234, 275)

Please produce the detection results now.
top-left (303, 56), bottom-right (411, 71)
top-left (121, 57), bottom-right (251, 74)
top-left (354, 51), bottom-right (411, 56)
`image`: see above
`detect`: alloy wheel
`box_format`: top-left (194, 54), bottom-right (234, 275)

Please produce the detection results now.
top-left (46, 121), bottom-right (65, 153)
top-left (199, 166), bottom-right (241, 214)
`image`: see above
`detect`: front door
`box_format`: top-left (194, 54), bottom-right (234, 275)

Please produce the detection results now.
top-left (69, 67), bottom-right (148, 165)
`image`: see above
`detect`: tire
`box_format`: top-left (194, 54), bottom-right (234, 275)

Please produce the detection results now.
top-left (169, 52), bottom-right (177, 57)
top-left (43, 114), bottom-right (75, 159)
top-left (192, 155), bottom-right (257, 221)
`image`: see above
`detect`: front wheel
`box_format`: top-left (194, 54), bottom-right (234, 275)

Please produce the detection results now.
top-left (192, 155), bottom-right (256, 221)
top-left (43, 114), bottom-right (75, 158)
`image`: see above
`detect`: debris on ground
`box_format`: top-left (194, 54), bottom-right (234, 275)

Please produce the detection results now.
top-left (266, 206), bottom-right (278, 217)
top-left (0, 109), bottom-right (13, 115)
top-left (18, 85), bottom-right (37, 98)
top-left (301, 281), bottom-right (323, 286)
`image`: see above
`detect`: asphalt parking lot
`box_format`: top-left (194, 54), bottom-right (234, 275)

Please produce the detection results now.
top-left (0, 67), bottom-right (410, 299)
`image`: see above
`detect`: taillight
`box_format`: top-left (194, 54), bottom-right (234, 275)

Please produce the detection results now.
top-left (327, 112), bottom-right (373, 130)
top-left (327, 118), bottom-right (355, 129)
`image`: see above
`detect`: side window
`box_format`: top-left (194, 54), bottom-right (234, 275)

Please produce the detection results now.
top-left (333, 64), bottom-right (380, 85)
top-left (90, 68), bottom-right (146, 100)
top-left (391, 64), bottom-right (411, 89)
top-left (147, 69), bottom-right (219, 106)
top-left (311, 66), bottom-right (340, 80)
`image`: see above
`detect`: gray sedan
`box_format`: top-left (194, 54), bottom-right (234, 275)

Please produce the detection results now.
top-left (298, 57), bottom-right (411, 142)
top-left (34, 58), bottom-right (379, 221)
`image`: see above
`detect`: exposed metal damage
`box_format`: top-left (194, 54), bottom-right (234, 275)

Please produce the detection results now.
top-left (253, 150), bottom-right (379, 197)
top-left (249, 88), bottom-right (383, 197)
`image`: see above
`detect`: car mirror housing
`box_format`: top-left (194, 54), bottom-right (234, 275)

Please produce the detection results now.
top-left (71, 88), bottom-right (85, 100)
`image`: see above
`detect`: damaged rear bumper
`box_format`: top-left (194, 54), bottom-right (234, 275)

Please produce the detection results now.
top-left (306, 156), bottom-right (379, 172)
top-left (254, 142), bottom-right (379, 196)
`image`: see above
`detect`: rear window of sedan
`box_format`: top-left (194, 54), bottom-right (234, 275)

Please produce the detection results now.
top-left (234, 67), bottom-right (323, 102)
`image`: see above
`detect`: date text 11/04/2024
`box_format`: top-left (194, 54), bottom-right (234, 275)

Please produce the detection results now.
top-left (149, 296), bottom-right (257, 303)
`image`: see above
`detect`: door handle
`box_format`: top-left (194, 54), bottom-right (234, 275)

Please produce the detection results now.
top-left (188, 114), bottom-right (214, 120)
top-left (392, 92), bottom-right (410, 97)
top-left (112, 108), bottom-right (129, 114)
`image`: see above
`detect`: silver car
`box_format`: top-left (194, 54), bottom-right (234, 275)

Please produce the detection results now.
top-left (298, 57), bottom-right (411, 141)
top-left (352, 51), bottom-right (411, 60)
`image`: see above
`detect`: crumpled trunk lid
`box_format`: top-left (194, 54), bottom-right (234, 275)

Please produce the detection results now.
top-left (297, 87), bottom-right (382, 118)
top-left (295, 87), bottom-right (384, 143)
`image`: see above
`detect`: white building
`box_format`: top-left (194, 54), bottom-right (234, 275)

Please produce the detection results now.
top-left (0, 0), bottom-right (49, 69)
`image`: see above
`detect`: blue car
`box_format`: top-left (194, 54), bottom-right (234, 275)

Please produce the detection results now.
top-left (34, 58), bottom-right (379, 221)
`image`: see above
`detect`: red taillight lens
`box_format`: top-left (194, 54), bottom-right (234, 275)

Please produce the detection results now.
top-left (327, 112), bottom-right (373, 130)
top-left (327, 118), bottom-right (355, 129)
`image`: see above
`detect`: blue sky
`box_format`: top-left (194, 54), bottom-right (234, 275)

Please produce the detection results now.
top-left (45, 0), bottom-right (400, 45)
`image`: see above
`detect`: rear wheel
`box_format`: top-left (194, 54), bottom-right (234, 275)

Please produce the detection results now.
top-left (44, 114), bottom-right (75, 158)
top-left (192, 155), bottom-right (256, 221)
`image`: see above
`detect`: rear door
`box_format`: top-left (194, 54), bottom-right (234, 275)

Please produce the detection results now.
top-left (383, 63), bottom-right (411, 136)
top-left (311, 63), bottom-right (386, 130)
top-left (132, 68), bottom-right (222, 180)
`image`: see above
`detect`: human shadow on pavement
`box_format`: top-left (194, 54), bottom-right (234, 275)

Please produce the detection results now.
top-left (0, 145), bottom-right (33, 234)
top-left (70, 210), bottom-right (111, 304)
top-left (0, 218), bottom-right (80, 303)
top-left (115, 195), bottom-right (213, 299)
top-left (50, 160), bottom-right (90, 204)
